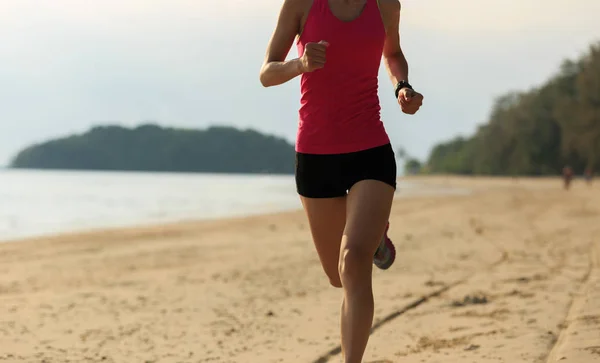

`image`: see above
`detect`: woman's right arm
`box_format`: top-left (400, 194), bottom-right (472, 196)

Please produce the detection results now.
top-left (259, 0), bottom-right (305, 87)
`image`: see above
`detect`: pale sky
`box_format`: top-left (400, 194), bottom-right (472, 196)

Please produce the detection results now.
top-left (1, 0), bottom-right (599, 165)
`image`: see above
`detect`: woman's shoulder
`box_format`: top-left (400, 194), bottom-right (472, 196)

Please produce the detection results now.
top-left (377, 0), bottom-right (400, 15)
top-left (283, 0), bottom-right (314, 14)
top-left (286, 0), bottom-right (315, 36)
top-left (376, 0), bottom-right (400, 30)
top-left (377, 0), bottom-right (400, 12)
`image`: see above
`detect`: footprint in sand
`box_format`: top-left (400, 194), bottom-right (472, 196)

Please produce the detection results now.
top-left (425, 280), bottom-right (446, 287)
top-left (505, 289), bottom-right (536, 299)
top-left (584, 346), bottom-right (600, 355)
top-left (450, 293), bottom-right (489, 307)
top-left (504, 274), bottom-right (548, 284)
top-left (454, 308), bottom-right (511, 321)
top-left (579, 314), bottom-right (600, 325)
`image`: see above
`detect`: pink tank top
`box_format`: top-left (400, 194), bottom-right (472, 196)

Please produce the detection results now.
top-left (296, 0), bottom-right (389, 154)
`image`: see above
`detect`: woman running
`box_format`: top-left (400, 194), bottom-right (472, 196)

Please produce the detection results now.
top-left (259, 0), bottom-right (423, 361)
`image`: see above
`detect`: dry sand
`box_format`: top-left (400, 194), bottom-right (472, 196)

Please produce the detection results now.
top-left (0, 176), bottom-right (599, 363)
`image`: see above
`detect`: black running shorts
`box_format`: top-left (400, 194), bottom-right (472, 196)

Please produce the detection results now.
top-left (295, 143), bottom-right (397, 198)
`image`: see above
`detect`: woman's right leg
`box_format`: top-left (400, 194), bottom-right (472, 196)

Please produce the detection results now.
top-left (300, 196), bottom-right (346, 288)
top-left (296, 151), bottom-right (348, 287)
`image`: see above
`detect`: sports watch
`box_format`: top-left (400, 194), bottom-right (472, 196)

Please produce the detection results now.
top-left (394, 80), bottom-right (413, 99)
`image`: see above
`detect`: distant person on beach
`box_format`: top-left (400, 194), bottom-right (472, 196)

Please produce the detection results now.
top-left (584, 167), bottom-right (593, 185)
top-left (260, 0), bottom-right (423, 361)
top-left (563, 165), bottom-right (573, 190)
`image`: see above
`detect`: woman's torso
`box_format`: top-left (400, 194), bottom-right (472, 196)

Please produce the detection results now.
top-left (295, 0), bottom-right (389, 155)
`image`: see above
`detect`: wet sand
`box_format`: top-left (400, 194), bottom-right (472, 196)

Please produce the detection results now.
top-left (0, 176), bottom-right (598, 362)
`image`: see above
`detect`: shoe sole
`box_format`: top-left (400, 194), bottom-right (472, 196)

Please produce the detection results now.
top-left (376, 237), bottom-right (396, 270)
top-left (374, 222), bottom-right (396, 270)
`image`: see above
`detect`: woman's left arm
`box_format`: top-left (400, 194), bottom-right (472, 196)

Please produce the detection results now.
top-left (379, 0), bottom-right (423, 115)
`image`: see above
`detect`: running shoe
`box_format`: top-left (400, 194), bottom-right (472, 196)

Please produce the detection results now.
top-left (373, 222), bottom-right (396, 270)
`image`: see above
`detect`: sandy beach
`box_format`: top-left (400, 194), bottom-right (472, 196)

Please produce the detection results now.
top-left (0, 176), bottom-right (598, 363)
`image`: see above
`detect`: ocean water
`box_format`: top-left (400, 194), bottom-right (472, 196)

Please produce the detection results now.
top-left (0, 169), bottom-right (302, 242)
top-left (0, 169), bottom-right (470, 242)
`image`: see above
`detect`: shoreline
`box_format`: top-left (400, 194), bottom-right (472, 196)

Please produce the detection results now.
top-left (0, 176), bottom-right (472, 245)
top-left (0, 205), bottom-right (305, 245)
top-left (0, 170), bottom-right (300, 244)
top-left (0, 207), bottom-right (306, 247)
top-left (0, 175), bottom-right (573, 246)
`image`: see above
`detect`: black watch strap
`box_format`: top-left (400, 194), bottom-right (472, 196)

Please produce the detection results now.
top-left (395, 80), bottom-right (413, 99)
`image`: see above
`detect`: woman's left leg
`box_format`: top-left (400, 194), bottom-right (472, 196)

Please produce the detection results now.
top-left (338, 179), bottom-right (395, 363)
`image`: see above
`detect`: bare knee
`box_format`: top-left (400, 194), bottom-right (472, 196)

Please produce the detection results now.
top-left (338, 245), bottom-right (372, 288)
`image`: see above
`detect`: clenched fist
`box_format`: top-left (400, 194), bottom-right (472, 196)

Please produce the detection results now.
top-left (398, 87), bottom-right (424, 115)
top-left (300, 40), bottom-right (329, 73)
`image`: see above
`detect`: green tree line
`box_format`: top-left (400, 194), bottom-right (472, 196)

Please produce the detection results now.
top-left (427, 41), bottom-right (600, 176)
top-left (10, 124), bottom-right (296, 174)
